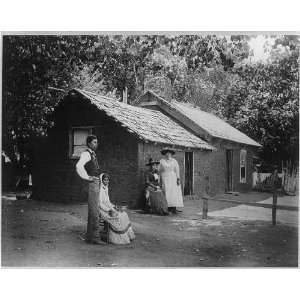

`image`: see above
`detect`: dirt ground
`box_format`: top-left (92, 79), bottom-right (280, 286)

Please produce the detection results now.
top-left (1, 192), bottom-right (298, 268)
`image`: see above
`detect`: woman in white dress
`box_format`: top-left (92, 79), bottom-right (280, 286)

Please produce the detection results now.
top-left (159, 147), bottom-right (184, 214)
top-left (98, 173), bottom-right (135, 244)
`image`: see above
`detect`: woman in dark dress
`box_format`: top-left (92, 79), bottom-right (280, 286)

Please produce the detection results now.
top-left (144, 158), bottom-right (169, 215)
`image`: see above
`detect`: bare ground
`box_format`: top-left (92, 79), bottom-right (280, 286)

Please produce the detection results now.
top-left (1, 193), bottom-right (298, 268)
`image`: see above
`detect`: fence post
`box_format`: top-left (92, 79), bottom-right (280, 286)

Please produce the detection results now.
top-left (272, 190), bottom-right (277, 226)
top-left (202, 198), bottom-right (208, 219)
top-left (202, 176), bottom-right (210, 219)
top-left (271, 166), bottom-right (278, 226)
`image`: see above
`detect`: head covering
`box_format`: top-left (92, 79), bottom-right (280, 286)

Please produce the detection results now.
top-left (161, 147), bottom-right (175, 155)
top-left (100, 173), bottom-right (110, 180)
top-left (99, 173), bottom-right (114, 211)
top-left (146, 158), bottom-right (160, 166)
top-left (100, 173), bottom-right (110, 190)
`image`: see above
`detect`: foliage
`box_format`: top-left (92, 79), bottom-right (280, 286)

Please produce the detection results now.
top-left (226, 36), bottom-right (299, 164)
top-left (2, 35), bottom-right (98, 162)
top-left (2, 34), bottom-right (298, 169)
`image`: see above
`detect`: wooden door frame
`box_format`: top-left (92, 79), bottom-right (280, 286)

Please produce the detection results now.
top-left (226, 149), bottom-right (233, 192)
top-left (184, 151), bottom-right (194, 195)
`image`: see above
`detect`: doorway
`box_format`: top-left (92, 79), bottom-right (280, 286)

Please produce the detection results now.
top-left (226, 149), bottom-right (233, 192)
top-left (184, 152), bottom-right (193, 195)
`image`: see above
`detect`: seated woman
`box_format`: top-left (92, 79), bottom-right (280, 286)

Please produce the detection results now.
top-left (145, 158), bottom-right (169, 215)
top-left (98, 173), bottom-right (135, 245)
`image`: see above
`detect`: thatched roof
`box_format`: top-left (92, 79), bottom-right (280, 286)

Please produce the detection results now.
top-left (71, 89), bottom-right (215, 151)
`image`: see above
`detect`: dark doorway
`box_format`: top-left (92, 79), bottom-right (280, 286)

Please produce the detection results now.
top-left (226, 149), bottom-right (233, 191)
top-left (184, 152), bottom-right (193, 195)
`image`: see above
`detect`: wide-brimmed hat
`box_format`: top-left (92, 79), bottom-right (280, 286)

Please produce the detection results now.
top-left (161, 147), bottom-right (175, 155)
top-left (146, 158), bottom-right (160, 166)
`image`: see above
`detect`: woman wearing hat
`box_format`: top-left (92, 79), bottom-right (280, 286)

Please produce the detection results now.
top-left (144, 158), bottom-right (169, 215)
top-left (159, 147), bottom-right (184, 213)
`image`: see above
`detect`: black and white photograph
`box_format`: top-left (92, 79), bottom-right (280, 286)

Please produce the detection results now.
top-left (1, 32), bottom-right (298, 268)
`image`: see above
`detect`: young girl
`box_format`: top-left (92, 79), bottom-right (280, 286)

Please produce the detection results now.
top-left (98, 173), bottom-right (135, 245)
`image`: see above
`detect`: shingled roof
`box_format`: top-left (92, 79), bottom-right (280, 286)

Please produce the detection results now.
top-left (135, 90), bottom-right (261, 147)
top-left (72, 89), bottom-right (215, 151)
top-left (172, 101), bottom-right (261, 147)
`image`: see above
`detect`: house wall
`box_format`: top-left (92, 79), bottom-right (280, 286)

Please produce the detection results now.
top-left (135, 116), bottom-right (254, 195)
top-left (135, 94), bottom-right (256, 195)
top-left (33, 93), bottom-right (256, 207)
top-left (208, 138), bottom-right (255, 194)
top-left (32, 94), bottom-right (140, 207)
top-left (136, 142), bottom-right (213, 205)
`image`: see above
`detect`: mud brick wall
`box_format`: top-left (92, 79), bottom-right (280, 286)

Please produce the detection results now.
top-left (207, 139), bottom-right (255, 195)
top-left (135, 140), bottom-right (255, 204)
top-left (32, 94), bottom-right (140, 207)
top-left (137, 142), bottom-right (211, 205)
top-left (137, 142), bottom-right (185, 207)
top-left (232, 147), bottom-right (254, 192)
top-left (32, 93), bottom-right (255, 206)
top-left (136, 92), bottom-right (257, 195)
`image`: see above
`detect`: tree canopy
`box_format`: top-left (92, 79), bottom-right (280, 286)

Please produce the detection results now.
top-left (2, 34), bottom-right (299, 167)
top-left (226, 36), bottom-right (299, 164)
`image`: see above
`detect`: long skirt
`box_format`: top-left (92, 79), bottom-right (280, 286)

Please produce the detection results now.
top-left (101, 210), bottom-right (135, 245)
top-left (146, 187), bottom-right (169, 215)
top-left (161, 171), bottom-right (184, 208)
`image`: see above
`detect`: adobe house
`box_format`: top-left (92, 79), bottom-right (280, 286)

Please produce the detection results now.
top-left (32, 89), bottom-right (215, 207)
top-left (134, 90), bottom-right (261, 195)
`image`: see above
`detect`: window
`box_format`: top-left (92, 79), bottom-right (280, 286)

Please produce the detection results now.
top-left (240, 149), bottom-right (247, 183)
top-left (69, 127), bottom-right (93, 158)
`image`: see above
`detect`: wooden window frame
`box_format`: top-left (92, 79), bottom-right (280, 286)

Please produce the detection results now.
top-left (69, 126), bottom-right (94, 159)
top-left (240, 149), bottom-right (247, 183)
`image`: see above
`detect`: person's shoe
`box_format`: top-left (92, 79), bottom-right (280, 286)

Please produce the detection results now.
top-left (85, 238), bottom-right (106, 245)
top-left (171, 207), bottom-right (177, 214)
top-left (175, 209), bottom-right (182, 213)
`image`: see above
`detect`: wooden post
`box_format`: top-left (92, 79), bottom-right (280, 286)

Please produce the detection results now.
top-left (202, 175), bottom-right (210, 219)
top-left (202, 198), bottom-right (208, 219)
top-left (122, 86), bottom-right (128, 104)
top-left (272, 189), bottom-right (277, 226)
top-left (271, 166), bottom-right (278, 226)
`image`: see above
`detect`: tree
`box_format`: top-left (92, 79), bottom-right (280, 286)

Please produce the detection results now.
top-left (227, 36), bottom-right (299, 165)
top-left (92, 35), bottom-right (159, 101)
top-left (2, 35), bottom-right (99, 163)
top-left (143, 35), bottom-right (250, 104)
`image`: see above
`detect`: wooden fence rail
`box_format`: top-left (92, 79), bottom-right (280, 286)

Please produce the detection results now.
top-left (203, 169), bottom-right (298, 225)
top-left (202, 193), bottom-right (298, 226)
